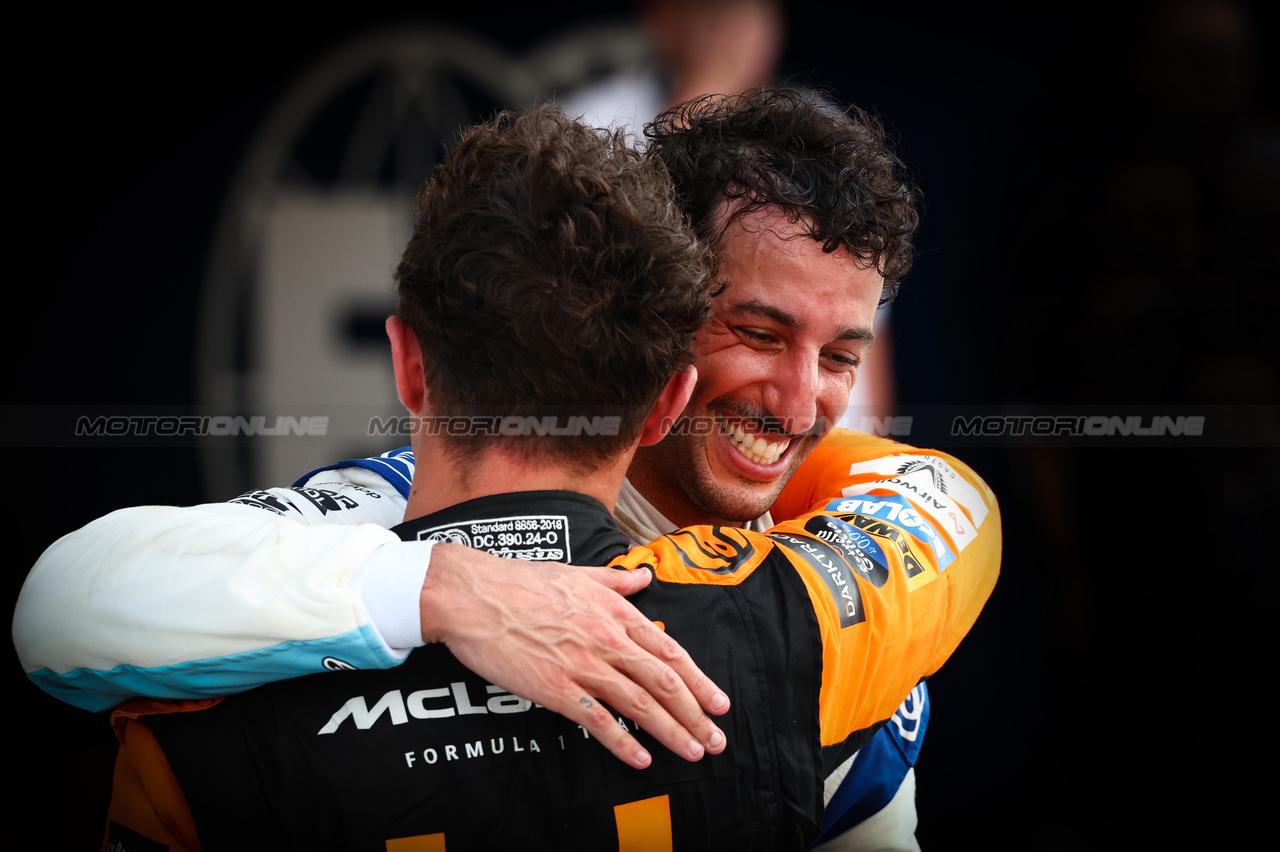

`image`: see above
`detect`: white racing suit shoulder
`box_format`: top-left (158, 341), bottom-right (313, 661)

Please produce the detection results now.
top-left (14, 453), bottom-right (417, 712)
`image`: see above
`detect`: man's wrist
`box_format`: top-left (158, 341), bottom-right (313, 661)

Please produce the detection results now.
top-left (354, 540), bottom-right (434, 654)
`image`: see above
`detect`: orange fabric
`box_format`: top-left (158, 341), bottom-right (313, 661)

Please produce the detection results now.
top-left (622, 429), bottom-right (1001, 749)
top-left (772, 428), bottom-right (1001, 746)
top-left (614, 795), bottom-right (673, 852)
top-left (102, 719), bottom-right (202, 852)
top-left (101, 699), bottom-right (223, 851)
top-left (612, 526), bottom-right (770, 586)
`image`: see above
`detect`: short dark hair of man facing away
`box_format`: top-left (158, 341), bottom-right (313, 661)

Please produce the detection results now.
top-left (646, 86), bottom-right (920, 304)
top-left (395, 105), bottom-right (715, 465)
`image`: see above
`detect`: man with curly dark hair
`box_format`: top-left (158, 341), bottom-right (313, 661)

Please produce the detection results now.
top-left (616, 87), bottom-right (931, 851)
top-left (626, 88), bottom-right (918, 534)
top-left (650, 88), bottom-right (916, 298)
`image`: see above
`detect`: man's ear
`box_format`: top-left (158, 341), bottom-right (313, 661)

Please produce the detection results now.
top-left (386, 316), bottom-right (427, 414)
top-left (639, 366), bottom-right (696, 446)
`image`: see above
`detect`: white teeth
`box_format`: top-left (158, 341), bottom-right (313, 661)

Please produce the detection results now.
top-left (720, 418), bottom-right (790, 465)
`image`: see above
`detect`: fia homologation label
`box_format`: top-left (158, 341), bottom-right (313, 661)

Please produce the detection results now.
top-left (411, 515), bottom-right (569, 562)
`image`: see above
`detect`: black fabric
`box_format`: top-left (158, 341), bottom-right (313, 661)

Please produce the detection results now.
top-left (148, 491), bottom-right (832, 851)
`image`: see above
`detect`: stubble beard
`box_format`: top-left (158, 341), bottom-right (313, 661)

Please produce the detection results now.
top-left (654, 394), bottom-right (821, 526)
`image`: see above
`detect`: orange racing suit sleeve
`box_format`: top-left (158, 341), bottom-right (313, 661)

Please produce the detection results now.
top-left (616, 428), bottom-right (1001, 749)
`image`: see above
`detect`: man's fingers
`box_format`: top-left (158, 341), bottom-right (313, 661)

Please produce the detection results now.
top-left (581, 565), bottom-right (730, 721)
top-left (577, 566), bottom-right (731, 755)
top-left (562, 670), bottom-right (716, 768)
top-left (564, 627), bottom-right (726, 763)
top-left (633, 620), bottom-right (731, 718)
top-left (433, 555), bottom-right (728, 768)
top-left (581, 563), bottom-right (652, 595)
top-left (601, 629), bottom-right (728, 758)
top-left (543, 684), bottom-right (655, 769)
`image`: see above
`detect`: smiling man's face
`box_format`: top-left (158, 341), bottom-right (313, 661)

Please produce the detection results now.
top-left (628, 205), bottom-right (884, 526)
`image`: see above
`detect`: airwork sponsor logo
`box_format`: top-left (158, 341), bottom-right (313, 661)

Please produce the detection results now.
top-left (845, 455), bottom-right (989, 531)
top-left (319, 683), bottom-right (531, 735)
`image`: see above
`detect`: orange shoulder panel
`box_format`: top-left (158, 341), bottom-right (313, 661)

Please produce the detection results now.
top-left (613, 431), bottom-right (1001, 750)
top-left (772, 429), bottom-right (906, 521)
top-left (609, 526), bottom-right (770, 586)
top-left (768, 431), bottom-right (1002, 747)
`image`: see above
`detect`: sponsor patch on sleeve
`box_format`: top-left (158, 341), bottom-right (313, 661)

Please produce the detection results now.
top-left (803, 515), bottom-right (889, 588)
top-left (824, 495), bottom-right (956, 570)
top-left (843, 456), bottom-right (990, 546)
top-left (229, 489), bottom-right (302, 516)
top-left (768, 531), bottom-right (866, 628)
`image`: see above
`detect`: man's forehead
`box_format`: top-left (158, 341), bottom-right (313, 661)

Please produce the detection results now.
top-left (715, 203), bottom-right (813, 254)
top-left (710, 205), bottom-right (882, 339)
top-left (714, 203), bottom-right (878, 281)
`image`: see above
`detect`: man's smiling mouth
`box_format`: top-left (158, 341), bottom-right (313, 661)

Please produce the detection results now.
top-left (718, 416), bottom-right (791, 465)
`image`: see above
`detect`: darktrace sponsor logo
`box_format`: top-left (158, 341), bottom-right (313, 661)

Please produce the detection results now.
top-left (768, 530), bottom-right (866, 628)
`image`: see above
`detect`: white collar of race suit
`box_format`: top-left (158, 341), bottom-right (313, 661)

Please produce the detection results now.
top-left (612, 478), bottom-right (774, 547)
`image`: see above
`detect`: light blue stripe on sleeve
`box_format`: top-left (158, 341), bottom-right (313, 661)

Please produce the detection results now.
top-left (26, 623), bottom-right (404, 713)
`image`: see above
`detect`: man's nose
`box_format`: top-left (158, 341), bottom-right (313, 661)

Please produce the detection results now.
top-left (762, 351), bottom-right (820, 435)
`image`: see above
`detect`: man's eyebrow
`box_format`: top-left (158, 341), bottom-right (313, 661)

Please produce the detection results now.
top-left (728, 298), bottom-right (876, 344)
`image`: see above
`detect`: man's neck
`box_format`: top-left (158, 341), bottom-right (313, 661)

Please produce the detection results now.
top-left (403, 438), bottom-right (631, 523)
top-left (625, 446), bottom-right (740, 528)
top-left (613, 477), bottom-right (776, 548)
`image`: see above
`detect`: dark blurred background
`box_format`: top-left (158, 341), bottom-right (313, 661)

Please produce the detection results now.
top-left (7, 1), bottom-right (1276, 848)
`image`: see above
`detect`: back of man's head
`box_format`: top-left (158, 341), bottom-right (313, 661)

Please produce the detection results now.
top-left (646, 87), bottom-right (919, 304)
top-left (396, 105), bottom-right (714, 466)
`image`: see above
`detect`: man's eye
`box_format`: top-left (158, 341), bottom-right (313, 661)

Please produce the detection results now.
top-left (824, 352), bottom-right (861, 370)
top-left (739, 329), bottom-right (776, 344)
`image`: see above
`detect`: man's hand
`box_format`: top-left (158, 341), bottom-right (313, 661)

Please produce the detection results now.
top-left (421, 543), bottom-right (730, 769)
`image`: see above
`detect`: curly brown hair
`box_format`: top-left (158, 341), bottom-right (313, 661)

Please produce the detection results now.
top-left (645, 87), bottom-right (919, 303)
top-left (395, 105), bottom-right (714, 464)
